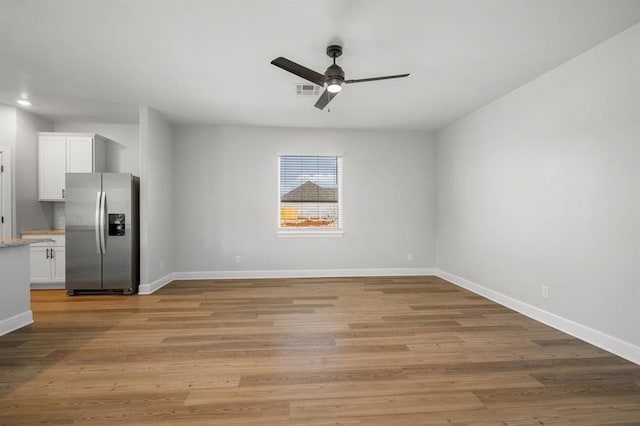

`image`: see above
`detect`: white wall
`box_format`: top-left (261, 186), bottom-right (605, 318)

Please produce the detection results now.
top-left (436, 24), bottom-right (640, 352)
top-left (53, 122), bottom-right (140, 175)
top-left (15, 109), bottom-right (54, 234)
top-left (139, 107), bottom-right (173, 285)
top-left (172, 125), bottom-right (436, 274)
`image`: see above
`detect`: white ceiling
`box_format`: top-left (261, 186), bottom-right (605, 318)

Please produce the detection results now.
top-left (1, 0), bottom-right (639, 130)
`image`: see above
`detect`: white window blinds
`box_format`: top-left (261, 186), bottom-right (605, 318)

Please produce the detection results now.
top-left (279, 155), bottom-right (342, 229)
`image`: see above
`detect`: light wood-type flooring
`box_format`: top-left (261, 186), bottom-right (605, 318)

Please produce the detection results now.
top-left (1, 276), bottom-right (639, 425)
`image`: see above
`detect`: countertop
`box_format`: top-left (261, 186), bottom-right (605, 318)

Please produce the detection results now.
top-left (21, 229), bottom-right (65, 235)
top-left (0, 238), bottom-right (53, 248)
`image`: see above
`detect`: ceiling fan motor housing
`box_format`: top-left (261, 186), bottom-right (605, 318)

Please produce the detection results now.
top-left (325, 64), bottom-right (345, 93)
top-left (325, 64), bottom-right (345, 80)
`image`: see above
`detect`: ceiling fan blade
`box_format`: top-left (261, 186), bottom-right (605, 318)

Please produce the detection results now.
top-left (345, 73), bottom-right (410, 84)
top-left (271, 57), bottom-right (327, 87)
top-left (314, 89), bottom-right (339, 110)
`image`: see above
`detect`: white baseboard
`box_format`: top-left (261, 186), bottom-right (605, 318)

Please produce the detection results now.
top-left (138, 272), bottom-right (175, 295)
top-left (30, 283), bottom-right (65, 290)
top-left (175, 267), bottom-right (435, 281)
top-left (0, 311), bottom-right (33, 337)
top-left (139, 268), bottom-right (435, 294)
top-left (436, 269), bottom-right (640, 366)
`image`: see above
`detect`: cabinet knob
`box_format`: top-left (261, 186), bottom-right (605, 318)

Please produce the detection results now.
top-left (62, 188), bottom-right (65, 198)
top-left (46, 248), bottom-right (50, 259)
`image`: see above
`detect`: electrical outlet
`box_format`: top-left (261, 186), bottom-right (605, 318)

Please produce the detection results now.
top-left (160, 260), bottom-right (164, 269)
top-left (541, 285), bottom-right (549, 298)
top-left (407, 253), bottom-right (413, 262)
top-left (235, 255), bottom-right (242, 264)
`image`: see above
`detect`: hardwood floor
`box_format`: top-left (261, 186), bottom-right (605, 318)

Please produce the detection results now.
top-left (1, 276), bottom-right (639, 425)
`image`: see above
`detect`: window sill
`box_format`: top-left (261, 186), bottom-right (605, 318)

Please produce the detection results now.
top-left (277, 229), bottom-right (344, 238)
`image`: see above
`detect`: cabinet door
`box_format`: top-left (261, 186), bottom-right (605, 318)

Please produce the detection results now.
top-left (51, 247), bottom-right (66, 283)
top-left (66, 137), bottom-right (94, 173)
top-left (30, 247), bottom-right (52, 283)
top-left (39, 136), bottom-right (67, 201)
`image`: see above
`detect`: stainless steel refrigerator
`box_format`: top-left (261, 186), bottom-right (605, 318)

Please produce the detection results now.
top-left (65, 173), bottom-right (139, 295)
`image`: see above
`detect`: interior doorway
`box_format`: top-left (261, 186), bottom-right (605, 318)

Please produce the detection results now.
top-left (0, 145), bottom-right (12, 239)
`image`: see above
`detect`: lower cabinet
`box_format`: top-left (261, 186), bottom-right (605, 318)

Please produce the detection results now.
top-left (23, 234), bottom-right (65, 287)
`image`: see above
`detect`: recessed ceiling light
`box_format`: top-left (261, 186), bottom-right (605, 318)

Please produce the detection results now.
top-left (17, 99), bottom-right (32, 106)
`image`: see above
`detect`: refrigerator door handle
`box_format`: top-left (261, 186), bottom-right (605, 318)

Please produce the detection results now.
top-left (95, 191), bottom-right (102, 254)
top-left (100, 191), bottom-right (107, 254)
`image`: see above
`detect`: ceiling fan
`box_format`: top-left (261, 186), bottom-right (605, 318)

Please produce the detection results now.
top-left (271, 45), bottom-right (410, 110)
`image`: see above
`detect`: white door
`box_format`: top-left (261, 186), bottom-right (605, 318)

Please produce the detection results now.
top-left (51, 247), bottom-right (66, 283)
top-left (39, 136), bottom-right (67, 200)
top-left (0, 146), bottom-right (11, 239)
top-left (29, 247), bottom-right (52, 283)
top-left (66, 137), bottom-right (93, 173)
top-left (0, 150), bottom-right (4, 239)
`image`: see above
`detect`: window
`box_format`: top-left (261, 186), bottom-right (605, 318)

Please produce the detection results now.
top-left (279, 155), bottom-right (343, 234)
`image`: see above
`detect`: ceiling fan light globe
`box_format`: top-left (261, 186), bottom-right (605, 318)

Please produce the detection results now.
top-left (326, 79), bottom-right (343, 93)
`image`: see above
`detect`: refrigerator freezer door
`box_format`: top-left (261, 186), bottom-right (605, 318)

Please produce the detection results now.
top-left (66, 173), bottom-right (103, 290)
top-left (101, 173), bottom-right (135, 291)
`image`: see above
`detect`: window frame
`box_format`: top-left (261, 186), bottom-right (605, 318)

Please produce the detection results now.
top-left (276, 154), bottom-right (344, 238)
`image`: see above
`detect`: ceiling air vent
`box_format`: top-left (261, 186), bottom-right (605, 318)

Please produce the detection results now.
top-left (296, 83), bottom-right (321, 96)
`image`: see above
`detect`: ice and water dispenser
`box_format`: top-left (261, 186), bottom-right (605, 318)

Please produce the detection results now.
top-left (108, 213), bottom-right (126, 236)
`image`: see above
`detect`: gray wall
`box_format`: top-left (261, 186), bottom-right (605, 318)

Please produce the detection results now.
top-left (139, 107), bottom-right (174, 284)
top-left (0, 106), bottom-right (54, 236)
top-left (436, 24), bottom-right (640, 346)
top-left (15, 109), bottom-right (54, 234)
top-left (0, 105), bottom-right (16, 146)
top-left (0, 245), bottom-right (31, 334)
top-left (172, 125), bottom-right (436, 273)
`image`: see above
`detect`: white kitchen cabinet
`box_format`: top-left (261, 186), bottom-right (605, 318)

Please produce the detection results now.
top-left (23, 234), bottom-right (66, 288)
top-left (29, 247), bottom-right (53, 283)
top-left (38, 133), bottom-right (107, 201)
top-left (52, 246), bottom-right (66, 283)
top-left (38, 136), bottom-right (67, 201)
top-left (66, 136), bottom-right (95, 172)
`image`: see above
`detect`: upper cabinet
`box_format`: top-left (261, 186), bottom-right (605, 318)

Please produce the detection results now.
top-left (38, 133), bottom-right (107, 201)
top-left (38, 135), bottom-right (67, 201)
